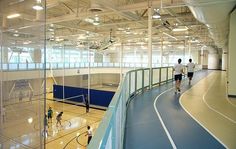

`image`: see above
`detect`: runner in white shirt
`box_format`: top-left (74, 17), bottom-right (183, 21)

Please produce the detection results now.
top-left (86, 125), bottom-right (93, 145)
top-left (186, 59), bottom-right (195, 85)
top-left (173, 58), bottom-right (184, 93)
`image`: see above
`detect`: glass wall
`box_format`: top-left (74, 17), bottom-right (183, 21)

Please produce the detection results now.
top-left (0, 0), bottom-right (46, 149)
top-left (0, 1), bottom-right (203, 148)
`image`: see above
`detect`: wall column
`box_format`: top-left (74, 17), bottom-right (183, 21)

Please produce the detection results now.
top-left (222, 52), bottom-right (227, 71)
top-left (2, 47), bottom-right (8, 63)
top-left (148, 7), bottom-right (152, 89)
top-left (228, 9), bottom-right (236, 96)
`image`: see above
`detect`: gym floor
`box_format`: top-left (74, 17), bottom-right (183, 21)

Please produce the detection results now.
top-left (1, 94), bottom-right (105, 149)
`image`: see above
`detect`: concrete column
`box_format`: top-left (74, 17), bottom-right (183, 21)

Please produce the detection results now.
top-left (148, 7), bottom-right (152, 68)
top-left (201, 50), bottom-right (208, 69)
top-left (198, 50), bottom-right (201, 65)
top-left (148, 7), bottom-right (152, 89)
top-left (200, 46), bottom-right (208, 69)
top-left (2, 47), bottom-right (8, 63)
top-left (32, 49), bottom-right (42, 63)
top-left (2, 16), bottom-right (7, 29)
top-left (222, 52), bottom-right (227, 71)
top-left (228, 9), bottom-right (236, 96)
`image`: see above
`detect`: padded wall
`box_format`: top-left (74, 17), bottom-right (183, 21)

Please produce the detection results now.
top-left (53, 85), bottom-right (115, 107)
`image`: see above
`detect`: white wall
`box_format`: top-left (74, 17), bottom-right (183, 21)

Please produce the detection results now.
top-left (200, 50), bottom-right (208, 69)
top-left (0, 68), bottom-right (130, 81)
top-left (228, 9), bottom-right (236, 96)
top-left (54, 74), bottom-right (120, 87)
top-left (208, 53), bottom-right (219, 69)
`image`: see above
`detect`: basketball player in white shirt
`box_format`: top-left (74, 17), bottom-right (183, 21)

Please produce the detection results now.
top-left (186, 59), bottom-right (195, 85)
top-left (173, 58), bottom-right (184, 93)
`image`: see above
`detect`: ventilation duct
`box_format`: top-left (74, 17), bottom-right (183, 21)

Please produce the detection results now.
top-left (88, 0), bottom-right (104, 12)
top-left (183, 0), bottom-right (236, 51)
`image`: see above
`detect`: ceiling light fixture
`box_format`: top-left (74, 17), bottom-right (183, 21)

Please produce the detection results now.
top-left (172, 26), bottom-right (188, 32)
top-left (178, 46), bottom-right (185, 49)
top-left (13, 33), bottom-right (19, 37)
top-left (33, 0), bottom-right (43, 10)
top-left (23, 41), bottom-right (32, 44)
top-left (33, 5), bottom-right (43, 10)
top-left (7, 13), bottom-right (20, 19)
top-left (152, 9), bottom-right (161, 19)
top-left (28, 117), bottom-right (33, 124)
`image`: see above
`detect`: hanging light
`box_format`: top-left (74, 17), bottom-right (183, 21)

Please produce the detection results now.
top-left (152, 9), bottom-right (161, 19)
top-left (33, 0), bottom-right (43, 10)
top-left (172, 26), bottom-right (188, 32)
top-left (93, 15), bottom-right (100, 25)
top-left (7, 13), bottom-right (20, 19)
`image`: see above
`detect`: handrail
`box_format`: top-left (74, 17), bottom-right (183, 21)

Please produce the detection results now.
top-left (88, 65), bottom-right (202, 148)
top-left (1, 62), bottom-right (181, 71)
top-left (88, 66), bottom-right (175, 149)
top-left (1, 62), bottom-right (201, 72)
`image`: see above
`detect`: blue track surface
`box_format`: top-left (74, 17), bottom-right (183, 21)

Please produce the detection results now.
top-left (124, 70), bottom-right (225, 149)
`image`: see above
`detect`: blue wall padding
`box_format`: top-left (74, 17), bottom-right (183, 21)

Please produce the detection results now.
top-left (53, 85), bottom-right (115, 107)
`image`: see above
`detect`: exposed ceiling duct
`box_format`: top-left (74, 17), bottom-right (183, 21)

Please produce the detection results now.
top-left (88, 0), bottom-right (104, 12)
top-left (183, 0), bottom-right (236, 51)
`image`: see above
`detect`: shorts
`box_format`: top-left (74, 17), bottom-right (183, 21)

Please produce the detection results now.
top-left (187, 72), bottom-right (194, 78)
top-left (174, 74), bottom-right (182, 81)
top-left (48, 114), bottom-right (52, 119)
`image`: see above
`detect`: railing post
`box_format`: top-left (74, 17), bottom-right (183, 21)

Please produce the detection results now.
top-left (135, 70), bottom-right (137, 95)
top-left (166, 67), bottom-right (168, 82)
top-left (142, 69), bottom-right (144, 93)
top-left (128, 73), bottom-right (131, 98)
top-left (151, 68), bottom-right (153, 88)
top-left (159, 68), bottom-right (161, 85)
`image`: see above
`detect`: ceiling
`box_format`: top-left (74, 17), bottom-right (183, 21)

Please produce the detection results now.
top-left (0, 0), bottom-right (225, 54)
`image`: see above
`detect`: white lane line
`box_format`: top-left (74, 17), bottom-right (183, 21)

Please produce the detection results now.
top-left (227, 98), bottom-right (236, 108)
top-left (179, 83), bottom-right (228, 148)
top-left (153, 87), bottom-right (177, 149)
top-left (203, 76), bottom-right (236, 124)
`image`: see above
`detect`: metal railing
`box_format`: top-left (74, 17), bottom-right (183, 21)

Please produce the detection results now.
top-left (88, 66), bottom-right (175, 149)
top-left (1, 62), bottom-right (179, 71)
top-left (88, 65), bottom-right (202, 149)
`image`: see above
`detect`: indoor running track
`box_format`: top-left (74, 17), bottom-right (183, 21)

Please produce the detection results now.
top-left (124, 70), bottom-right (225, 149)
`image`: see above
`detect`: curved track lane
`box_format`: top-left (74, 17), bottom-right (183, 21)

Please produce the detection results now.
top-left (124, 70), bottom-right (226, 149)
